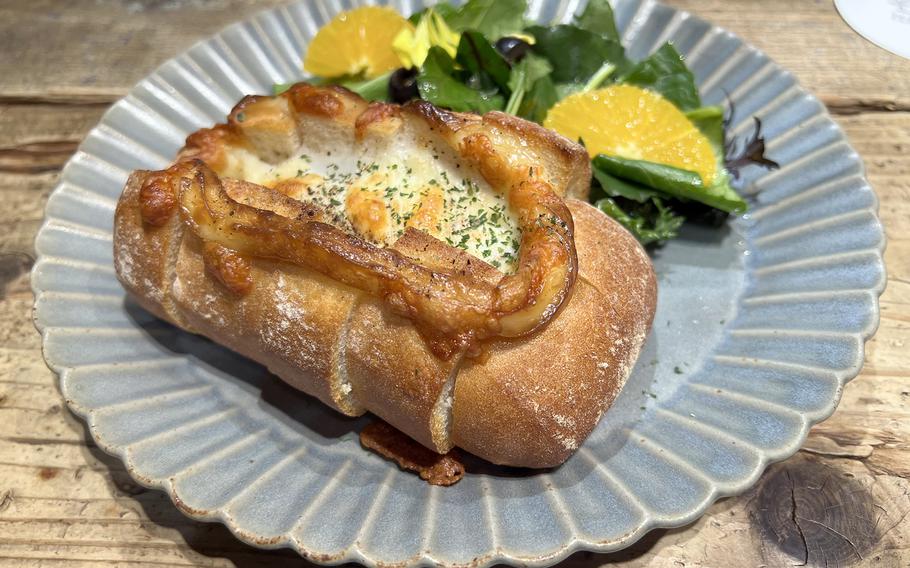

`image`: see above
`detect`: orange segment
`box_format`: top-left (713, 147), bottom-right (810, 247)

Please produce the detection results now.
top-left (544, 85), bottom-right (718, 184)
top-left (304, 6), bottom-right (414, 79)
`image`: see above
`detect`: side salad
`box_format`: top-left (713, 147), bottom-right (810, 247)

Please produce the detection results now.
top-left (278, 0), bottom-right (778, 245)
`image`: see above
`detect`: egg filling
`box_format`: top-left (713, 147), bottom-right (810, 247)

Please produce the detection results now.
top-left (222, 140), bottom-right (522, 273)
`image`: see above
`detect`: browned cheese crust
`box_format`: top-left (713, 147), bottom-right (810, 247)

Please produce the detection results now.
top-left (112, 84), bottom-right (657, 467)
top-left (360, 421), bottom-right (465, 486)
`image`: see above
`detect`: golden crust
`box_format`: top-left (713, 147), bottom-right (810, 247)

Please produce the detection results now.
top-left (401, 100), bottom-right (591, 200)
top-left (354, 101), bottom-right (403, 140)
top-left (483, 111), bottom-right (592, 201)
top-left (179, 124), bottom-right (247, 172)
top-left (288, 83), bottom-right (366, 121)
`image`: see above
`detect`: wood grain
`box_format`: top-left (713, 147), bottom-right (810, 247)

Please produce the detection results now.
top-left (1, 1), bottom-right (908, 567)
top-left (666, 0), bottom-right (910, 112)
top-left (0, 0), bottom-right (289, 104)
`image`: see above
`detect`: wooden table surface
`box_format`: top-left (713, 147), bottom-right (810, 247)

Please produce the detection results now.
top-left (1, 1), bottom-right (908, 566)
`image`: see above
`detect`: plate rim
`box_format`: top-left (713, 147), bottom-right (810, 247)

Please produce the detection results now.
top-left (31, 0), bottom-right (887, 566)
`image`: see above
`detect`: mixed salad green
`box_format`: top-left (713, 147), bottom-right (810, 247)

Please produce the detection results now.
top-left (278, 0), bottom-right (778, 245)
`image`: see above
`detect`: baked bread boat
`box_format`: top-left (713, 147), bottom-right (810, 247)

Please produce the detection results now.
top-left (113, 83), bottom-right (656, 468)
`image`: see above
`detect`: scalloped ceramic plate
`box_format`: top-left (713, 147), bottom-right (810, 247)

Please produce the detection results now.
top-left (32, 0), bottom-right (885, 566)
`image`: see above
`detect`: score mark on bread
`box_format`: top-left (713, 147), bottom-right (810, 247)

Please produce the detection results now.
top-left (114, 83), bottom-right (657, 469)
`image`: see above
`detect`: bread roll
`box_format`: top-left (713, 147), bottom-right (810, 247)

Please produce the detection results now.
top-left (113, 84), bottom-right (656, 468)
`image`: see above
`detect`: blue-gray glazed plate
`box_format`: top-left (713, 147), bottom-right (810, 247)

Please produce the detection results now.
top-left (32, 0), bottom-right (886, 566)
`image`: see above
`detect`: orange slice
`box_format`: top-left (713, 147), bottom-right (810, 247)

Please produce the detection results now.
top-left (304, 6), bottom-right (414, 79)
top-left (544, 84), bottom-right (718, 184)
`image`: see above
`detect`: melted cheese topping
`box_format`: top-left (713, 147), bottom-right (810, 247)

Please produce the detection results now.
top-left (224, 139), bottom-right (522, 272)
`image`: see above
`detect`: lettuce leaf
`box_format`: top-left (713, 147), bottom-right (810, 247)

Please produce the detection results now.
top-left (445, 0), bottom-right (528, 40)
top-left (686, 105), bottom-right (725, 150)
top-left (504, 53), bottom-right (552, 115)
top-left (408, 3), bottom-right (458, 25)
top-left (620, 43), bottom-right (701, 111)
top-left (527, 25), bottom-right (627, 85)
top-left (417, 46), bottom-right (504, 113)
top-left (592, 167), bottom-right (661, 203)
top-left (593, 154), bottom-right (747, 213)
top-left (515, 74), bottom-right (558, 123)
top-left (575, 0), bottom-right (621, 42)
top-left (456, 31), bottom-right (513, 93)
